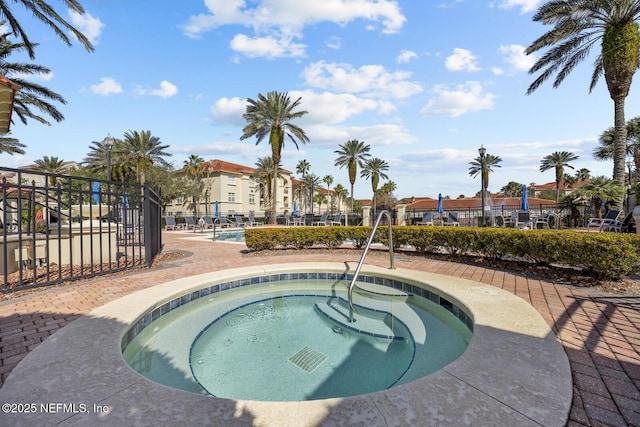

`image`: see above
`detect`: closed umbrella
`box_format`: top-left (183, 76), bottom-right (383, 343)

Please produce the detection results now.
top-left (214, 200), bottom-right (219, 217)
top-left (437, 193), bottom-right (443, 215)
top-left (293, 201), bottom-right (297, 216)
top-left (92, 181), bottom-right (100, 204)
top-left (521, 185), bottom-right (529, 211)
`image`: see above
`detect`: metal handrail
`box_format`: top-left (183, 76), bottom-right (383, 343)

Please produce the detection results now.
top-left (347, 209), bottom-right (395, 322)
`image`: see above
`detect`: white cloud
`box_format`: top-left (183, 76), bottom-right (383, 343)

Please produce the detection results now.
top-left (135, 81), bottom-right (179, 98)
top-left (445, 48), bottom-right (480, 72)
top-left (498, 44), bottom-right (535, 71)
top-left (421, 81), bottom-right (497, 117)
top-left (210, 96), bottom-right (247, 126)
top-left (182, 0), bottom-right (407, 56)
top-left (305, 123), bottom-right (416, 147)
top-left (302, 61), bottom-right (423, 99)
top-left (90, 77), bottom-right (122, 95)
top-left (397, 49), bottom-right (418, 64)
top-left (229, 33), bottom-right (306, 58)
top-left (499, 0), bottom-right (540, 14)
top-left (69, 11), bottom-right (104, 44)
top-left (325, 36), bottom-right (342, 50)
top-left (149, 81), bottom-right (178, 98)
top-left (289, 90), bottom-right (381, 124)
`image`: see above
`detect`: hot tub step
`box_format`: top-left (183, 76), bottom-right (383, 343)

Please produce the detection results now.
top-left (314, 297), bottom-right (403, 342)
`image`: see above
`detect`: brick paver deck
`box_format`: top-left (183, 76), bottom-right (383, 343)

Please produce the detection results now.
top-left (1, 232), bottom-right (639, 426)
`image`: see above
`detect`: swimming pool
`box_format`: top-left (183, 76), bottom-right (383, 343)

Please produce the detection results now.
top-left (122, 276), bottom-right (471, 401)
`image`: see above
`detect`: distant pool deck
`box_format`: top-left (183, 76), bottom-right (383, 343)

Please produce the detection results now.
top-left (0, 232), bottom-right (638, 426)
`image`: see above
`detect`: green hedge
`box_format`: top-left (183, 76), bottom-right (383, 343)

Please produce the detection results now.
top-left (244, 226), bottom-right (640, 280)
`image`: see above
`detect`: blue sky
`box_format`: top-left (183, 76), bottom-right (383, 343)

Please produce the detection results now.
top-left (2, 0), bottom-right (639, 200)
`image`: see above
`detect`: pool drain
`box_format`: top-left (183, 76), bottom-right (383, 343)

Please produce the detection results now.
top-left (288, 346), bottom-right (328, 373)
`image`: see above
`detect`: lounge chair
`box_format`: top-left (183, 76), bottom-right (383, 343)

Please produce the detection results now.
top-left (165, 216), bottom-right (181, 231)
top-left (247, 213), bottom-right (263, 227)
top-left (587, 210), bottom-right (623, 232)
top-left (515, 211), bottom-right (531, 229)
top-left (313, 213), bottom-right (329, 226)
top-left (601, 211), bottom-right (633, 233)
top-left (202, 216), bottom-right (215, 229)
top-left (286, 215), bottom-right (303, 226)
top-left (444, 212), bottom-right (459, 226)
top-left (234, 215), bottom-right (247, 228)
top-left (184, 217), bottom-right (198, 231)
top-left (417, 212), bottom-right (433, 226)
top-left (330, 213), bottom-right (342, 226)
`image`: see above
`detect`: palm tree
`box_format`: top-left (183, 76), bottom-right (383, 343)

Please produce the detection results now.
top-left (254, 156), bottom-right (285, 215)
top-left (360, 157), bottom-right (389, 214)
top-left (241, 91), bottom-right (309, 224)
top-left (575, 168), bottom-right (592, 180)
top-left (576, 175), bottom-right (625, 217)
top-left (0, 136), bottom-right (25, 155)
top-left (0, 32), bottom-right (67, 127)
top-left (595, 116), bottom-right (640, 183)
top-left (0, 0), bottom-right (94, 59)
top-left (303, 174), bottom-right (321, 217)
top-left (468, 152), bottom-right (502, 194)
top-left (314, 193), bottom-right (327, 214)
top-left (296, 159), bottom-right (311, 213)
top-left (82, 136), bottom-right (133, 182)
top-left (525, 1), bottom-right (640, 209)
top-left (334, 139), bottom-right (371, 217)
top-left (34, 155), bottom-right (67, 184)
top-left (333, 183), bottom-right (349, 215)
top-left (540, 151), bottom-right (579, 205)
top-left (500, 181), bottom-right (524, 198)
top-left (122, 130), bottom-right (172, 185)
top-left (322, 174), bottom-right (334, 211)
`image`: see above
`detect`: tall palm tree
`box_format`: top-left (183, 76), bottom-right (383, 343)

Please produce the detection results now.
top-left (122, 130), bottom-right (172, 185)
top-left (525, 1), bottom-right (640, 208)
top-left (360, 157), bottom-right (389, 213)
top-left (468, 152), bottom-right (502, 194)
top-left (254, 156), bottom-right (284, 214)
top-left (0, 32), bottom-right (67, 127)
top-left (540, 151), bottom-right (579, 205)
top-left (334, 139), bottom-right (371, 217)
top-left (322, 174), bottom-right (334, 212)
top-left (0, 136), bottom-right (25, 155)
top-left (296, 159), bottom-right (311, 213)
top-left (0, 0), bottom-right (94, 59)
top-left (34, 155), bottom-right (67, 184)
top-left (82, 136), bottom-right (131, 181)
top-left (595, 116), bottom-right (640, 181)
top-left (500, 181), bottom-right (524, 197)
top-left (576, 175), bottom-right (625, 217)
top-left (575, 168), bottom-right (592, 180)
top-left (333, 183), bottom-right (349, 216)
top-left (241, 91), bottom-right (309, 224)
top-left (303, 173), bottom-right (321, 217)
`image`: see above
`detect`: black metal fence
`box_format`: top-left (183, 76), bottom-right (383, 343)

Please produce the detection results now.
top-left (1, 166), bottom-right (162, 292)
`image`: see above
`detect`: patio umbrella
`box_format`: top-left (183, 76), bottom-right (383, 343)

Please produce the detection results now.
top-left (521, 185), bottom-right (529, 211)
top-left (215, 200), bottom-right (219, 217)
top-left (92, 181), bottom-right (100, 204)
top-left (437, 193), bottom-right (443, 214)
top-left (122, 193), bottom-right (129, 209)
top-left (293, 201), bottom-right (297, 216)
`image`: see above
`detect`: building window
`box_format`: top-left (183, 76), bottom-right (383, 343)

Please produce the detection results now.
top-left (249, 176), bottom-right (255, 187)
top-left (228, 176), bottom-right (236, 185)
top-left (228, 192), bottom-right (236, 202)
top-left (176, 196), bottom-right (184, 204)
top-left (249, 193), bottom-right (255, 204)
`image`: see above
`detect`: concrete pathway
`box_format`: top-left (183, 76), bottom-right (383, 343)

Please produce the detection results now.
top-left (0, 231), bottom-right (639, 426)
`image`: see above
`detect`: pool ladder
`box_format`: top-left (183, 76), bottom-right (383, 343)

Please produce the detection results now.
top-left (348, 209), bottom-right (395, 322)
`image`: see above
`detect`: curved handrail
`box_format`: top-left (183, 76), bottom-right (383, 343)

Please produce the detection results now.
top-left (347, 209), bottom-right (395, 322)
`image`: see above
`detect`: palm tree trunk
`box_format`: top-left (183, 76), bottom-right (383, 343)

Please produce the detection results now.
top-left (613, 96), bottom-right (628, 210)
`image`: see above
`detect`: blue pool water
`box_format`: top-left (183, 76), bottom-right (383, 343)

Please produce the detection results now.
top-left (123, 278), bottom-right (471, 401)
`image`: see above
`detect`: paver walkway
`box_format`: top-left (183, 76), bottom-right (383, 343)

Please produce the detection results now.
top-left (1, 231), bottom-right (639, 426)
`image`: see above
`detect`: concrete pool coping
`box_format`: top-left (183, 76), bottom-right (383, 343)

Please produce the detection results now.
top-left (0, 262), bottom-right (572, 426)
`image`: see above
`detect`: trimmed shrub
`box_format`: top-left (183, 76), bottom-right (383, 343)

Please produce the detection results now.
top-left (243, 226), bottom-right (640, 280)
